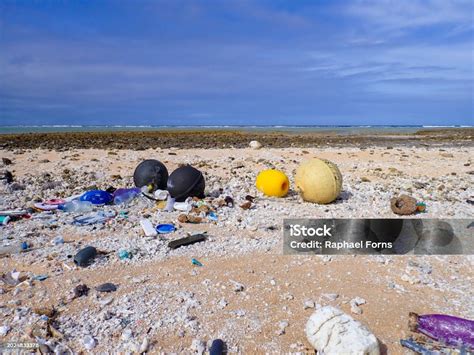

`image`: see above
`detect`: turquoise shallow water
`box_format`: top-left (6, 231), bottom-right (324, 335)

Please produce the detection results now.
top-left (0, 125), bottom-right (470, 135)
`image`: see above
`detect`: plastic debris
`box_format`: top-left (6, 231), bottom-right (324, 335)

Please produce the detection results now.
top-left (113, 187), bottom-right (141, 205)
top-left (133, 159), bottom-right (169, 191)
top-left (165, 195), bottom-right (176, 212)
top-left (83, 335), bottom-right (97, 350)
top-left (174, 198), bottom-right (193, 212)
top-left (390, 195), bottom-right (417, 215)
top-left (167, 165), bottom-right (205, 202)
top-left (416, 202), bottom-right (427, 213)
top-left (80, 190), bottom-right (113, 205)
top-left (156, 224), bottom-right (176, 234)
top-left (191, 258), bottom-right (203, 267)
top-left (140, 219), bottom-right (158, 237)
top-left (209, 339), bottom-right (225, 355)
top-left (118, 250), bottom-right (132, 260)
top-left (33, 274), bottom-right (48, 281)
top-left (295, 158), bottom-right (343, 204)
top-left (21, 241), bottom-right (29, 250)
top-left (256, 169), bottom-right (290, 197)
top-left (59, 200), bottom-right (94, 213)
top-left (72, 210), bottom-right (115, 225)
top-left (168, 233), bottom-right (207, 249)
top-left (34, 202), bottom-right (59, 211)
top-left (306, 306), bottom-right (380, 354)
top-left (400, 338), bottom-right (433, 355)
top-left (0, 216), bottom-right (10, 225)
top-left (74, 246), bottom-right (97, 267)
top-left (51, 236), bottom-right (64, 245)
top-left (409, 312), bottom-right (474, 349)
top-left (208, 211), bottom-right (218, 221)
top-left (154, 189), bottom-right (169, 200)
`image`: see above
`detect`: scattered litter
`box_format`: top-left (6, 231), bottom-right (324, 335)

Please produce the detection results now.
top-left (133, 159), bottom-right (169, 191)
top-left (306, 306), bottom-right (379, 354)
top-left (83, 335), bottom-right (97, 350)
top-left (118, 250), bottom-right (132, 260)
top-left (208, 211), bottom-right (218, 221)
top-left (80, 190), bottom-right (113, 205)
top-left (174, 199), bottom-right (193, 212)
top-left (140, 219), bottom-right (157, 237)
top-left (256, 169), bottom-right (289, 197)
top-left (168, 233), bottom-right (207, 249)
top-left (295, 158), bottom-right (343, 204)
top-left (74, 246), bottom-right (97, 267)
top-left (416, 202), bottom-right (427, 213)
top-left (33, 274), bottom-right (48, 281)
top-left (154, 189), bottom-right (169, 200)
top-left (51, 236), bottom-right (64, 245)
top-left (59, 200), bottom-right (93, 213)
top-left (209, 339), bottom-right (225, 355)
top-left (409, 312), bottom-right (474, 349)
top-left (0, 216), bottom-right (10, 226)
top-left (400, 338), bottom-right (432, 354)
top-left (113, 187), bottom-right (141, 205)
top-left (34, 202), bottom-right (59, 211)
top-left (156, 223), bottom-right (176, 234)
top-left (167, 165), bottom-right (205, 202)
top-left (73, 210), bottom-right (115, 225)
top-left (191, 258), bottom-right (203, 267)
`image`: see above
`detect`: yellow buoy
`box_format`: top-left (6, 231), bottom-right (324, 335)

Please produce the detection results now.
top-left (295, 158), bottom-right (342, 204)
top-left (256, 169), bottom-right (289, 197)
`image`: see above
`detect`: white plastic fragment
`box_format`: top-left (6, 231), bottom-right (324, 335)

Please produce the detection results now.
top-left (140, 219), bottom-right (157, 237)
top-left (154, 189), bottom-right (169, 200)
top-left (305, 306), bottom-right (380, 355)
top-left (82, 335), bottom-right (96, 350)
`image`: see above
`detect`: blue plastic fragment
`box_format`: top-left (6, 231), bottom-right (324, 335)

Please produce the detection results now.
top-left (156, 224), bottom-right (176, 234)
top-left (208, 212), bottom-right (218, 221)
top-left (118, 250), bottom-right (132, 260)
top-left (33, 274), bottom-right (48, 281)
top-left (191, 258), bottom-right (203, 267)
top-left (80, 190), bottom-right (113, 205)
top-left (21, 241), bottom-right (28, 250)
top-left (400, 339), bottom-right (434, 355)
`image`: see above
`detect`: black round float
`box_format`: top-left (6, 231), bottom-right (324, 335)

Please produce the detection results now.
top-left (133, 159), bottom-right (169, 191)
top-left (167, 165), bottom-right (205, 202)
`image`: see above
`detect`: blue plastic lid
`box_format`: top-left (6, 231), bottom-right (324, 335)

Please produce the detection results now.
top-left (80, 190), bottom-right (113, 205)
top-left (156, 224), bottom-right (176, 234)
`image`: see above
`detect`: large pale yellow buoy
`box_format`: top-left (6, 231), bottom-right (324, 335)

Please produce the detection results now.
top-left (256, 169), bottom-right (289, 197)
top-left (295, 158), bottom-right (342, 204)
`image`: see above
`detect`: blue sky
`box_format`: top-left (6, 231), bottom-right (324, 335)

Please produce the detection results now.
top-left (0, 0), bottom-right (473, 126)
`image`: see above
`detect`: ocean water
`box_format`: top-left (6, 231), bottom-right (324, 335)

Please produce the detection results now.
top-left (0, 125), bottom-right (470, 135)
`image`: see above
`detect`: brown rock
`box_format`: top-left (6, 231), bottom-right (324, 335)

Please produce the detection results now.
top-left (390, 195), bottom-right (417, 215)
top-left (240, 201), bottom-right (252, 210)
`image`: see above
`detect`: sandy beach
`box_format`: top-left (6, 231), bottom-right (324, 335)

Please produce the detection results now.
top-left (0, 130), bottom-right (473, 353)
